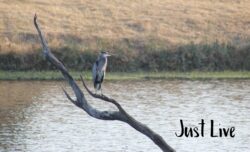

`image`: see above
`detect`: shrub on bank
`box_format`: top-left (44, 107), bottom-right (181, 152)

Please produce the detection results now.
top-left (0, 42), bottom-right (249, 71)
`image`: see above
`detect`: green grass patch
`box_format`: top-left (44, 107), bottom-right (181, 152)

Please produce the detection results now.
top-left (0, 71), bottom-right (250, 80)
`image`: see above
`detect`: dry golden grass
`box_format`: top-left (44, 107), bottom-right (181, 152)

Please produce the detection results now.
top-left (1, 0), bottom-right (250, 53)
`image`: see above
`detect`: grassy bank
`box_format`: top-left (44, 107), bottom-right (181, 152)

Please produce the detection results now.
top-left (1, 71), bottom-right (250, 80)
top-left (1, 1), bottom-right (250, 73)
top-left (1, 1), bottom-right (250, 72)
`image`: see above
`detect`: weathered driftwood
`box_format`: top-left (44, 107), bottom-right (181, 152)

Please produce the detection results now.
top-left (34, 14), bottom-right (175, 152)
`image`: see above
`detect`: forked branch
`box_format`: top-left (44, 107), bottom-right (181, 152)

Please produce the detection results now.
top-left (34, 14), bottom-right (175, 152)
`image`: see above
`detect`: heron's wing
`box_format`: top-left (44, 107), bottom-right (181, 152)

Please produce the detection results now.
top-left (92, 56), bottom-right (107, 90)
top-left (92, 61), bottom-right (98, 83)
top-left (96, 70), bottom-right (104, 83)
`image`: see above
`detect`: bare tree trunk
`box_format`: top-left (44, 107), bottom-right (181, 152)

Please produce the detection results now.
top-left (33, 14), bottom-right (175, 152)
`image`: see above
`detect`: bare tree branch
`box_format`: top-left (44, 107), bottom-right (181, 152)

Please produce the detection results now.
top-left (62, 88), bottom-right (77, 105)
top-left (34, 14), bottom-right (175, 152)
top-left (80, 75), bottom-right (124, 112)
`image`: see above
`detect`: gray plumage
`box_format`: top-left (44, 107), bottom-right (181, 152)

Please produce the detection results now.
top-left (92, 52), bottom-right (110, 91)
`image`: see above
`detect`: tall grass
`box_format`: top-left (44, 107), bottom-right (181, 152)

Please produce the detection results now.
top-left (0, 42), bottom-right (250, 72)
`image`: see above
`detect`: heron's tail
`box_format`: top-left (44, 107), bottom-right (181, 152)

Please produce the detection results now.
top-left (94, 83), bottom-right (102, 90)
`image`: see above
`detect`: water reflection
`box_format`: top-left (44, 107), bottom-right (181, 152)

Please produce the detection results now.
top-left (0, 80), bottom-right (249, 152)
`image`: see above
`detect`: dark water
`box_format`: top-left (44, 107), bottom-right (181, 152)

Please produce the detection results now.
top-left (0, 80), bottom-right (249, 152)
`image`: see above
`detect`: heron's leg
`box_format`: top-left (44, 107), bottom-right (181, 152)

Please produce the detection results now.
top-left (100, 88), bottom-right (103, 95)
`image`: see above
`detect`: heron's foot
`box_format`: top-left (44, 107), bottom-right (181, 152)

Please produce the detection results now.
top-left (94, 90), bottom-right (103, 96)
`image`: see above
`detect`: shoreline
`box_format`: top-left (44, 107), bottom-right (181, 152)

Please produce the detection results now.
top-left (0, 71), bottom-right (250, 81)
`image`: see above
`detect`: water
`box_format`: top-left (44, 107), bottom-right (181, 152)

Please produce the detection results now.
top-left (0, 80), bottom-right (249, 152)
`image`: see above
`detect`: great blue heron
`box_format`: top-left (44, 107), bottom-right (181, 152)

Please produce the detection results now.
top-left (92, 51), bottom-right (111, 93)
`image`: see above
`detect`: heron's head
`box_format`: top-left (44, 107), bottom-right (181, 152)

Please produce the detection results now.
top-left (100, 51), bottom-right (111, 57)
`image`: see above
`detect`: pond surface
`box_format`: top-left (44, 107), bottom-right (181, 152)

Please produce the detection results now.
top-left (0, 80), bottom-right (249, 152)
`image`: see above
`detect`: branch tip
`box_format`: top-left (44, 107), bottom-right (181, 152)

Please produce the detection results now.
top-left (62, 88), bottom-right (77, 104)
